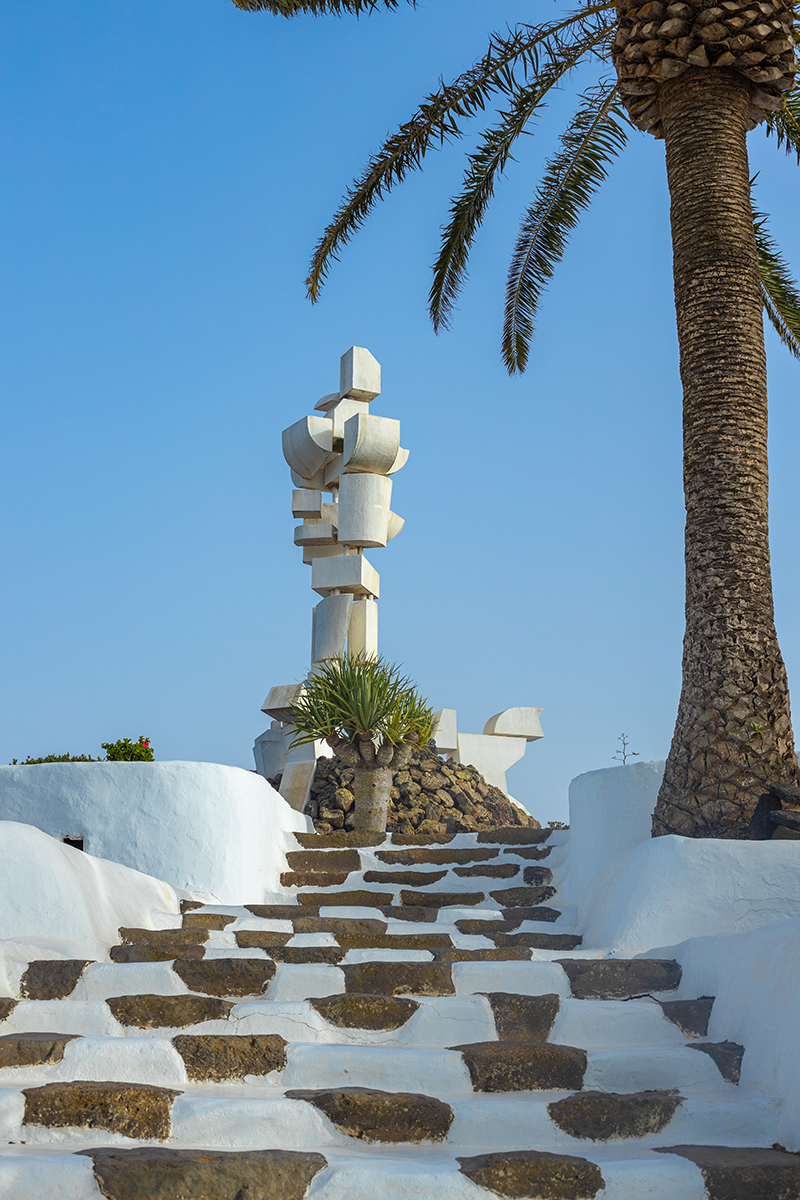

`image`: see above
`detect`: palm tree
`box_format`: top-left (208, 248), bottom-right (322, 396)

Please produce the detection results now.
top-left (232, 0), bottom-right (800, 839)
top-left (289, 654), bottom-right (434, 833)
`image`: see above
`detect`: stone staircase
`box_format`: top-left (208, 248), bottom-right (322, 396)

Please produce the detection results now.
top-left (1, 826), bottom-right (799, 1198)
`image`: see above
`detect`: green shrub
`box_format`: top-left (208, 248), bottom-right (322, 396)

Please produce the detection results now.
top-left (11, 753), bottom-right (100, 765)
top-left (101, 736), bottom-right (154, 762)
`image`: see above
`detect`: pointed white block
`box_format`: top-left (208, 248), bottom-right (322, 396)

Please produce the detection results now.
top-left (349, 598), bottom-right (378, 659)
top-left (311, 553), bottom-right (379, 599)
top-left (337, 473), bottom-right (392, 547)
top-left (292, 490), bottom-right (322, 519)
top-left (483, 708), bottom-right (545, 742)
top-left (280, 726), bottom-right (332, 812)
top-left (388, 446), bottom-right (410, 475)
top-left (340, 346), bottom-right (381, 401)
top-left (432, 709), bottom-right (458, 757)
top-left (456, 733), bottom-right (527, 794)
top-left (342, 413), bottom-right (400, 475)
top-left (253, 722), bottom-right (287, 779)
top-left (282, 415), bottom-right (334, 479)
top-left (386, 511), bottom-right (404, 542)
top-left (312, 594), bottom-right (353, 663)
top-left (314, 392), bottom-right (340, 412)
top-left (262, 684), bottom-right (304, 722)
top-left (294, 522), bottom-right (337, 547)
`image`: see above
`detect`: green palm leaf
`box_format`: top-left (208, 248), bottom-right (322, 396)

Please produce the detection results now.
top-left (503, 86), bottom-right (628, 375)
top-left (764, 86), bottom-right (800, 164)
top-left (429, 16), bottom-right (615, 332)
top-left (305, 5), bottom-right (616, 300)
top-left (229, 0), bottom-right (408, 13)
top-left (753, 204), bottom-right (800, 359)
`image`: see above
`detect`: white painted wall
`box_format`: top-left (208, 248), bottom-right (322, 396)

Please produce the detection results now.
top-left (0, 761), bottom-right (311, 903)
top-left (0, 821), bottom-right (186, 992)
top-left (581, 833), bottom-right (800, 954)
top-left (560, 760), bottom-right (664, 906)
top-left (645, 918), bottom-right (800, 1153)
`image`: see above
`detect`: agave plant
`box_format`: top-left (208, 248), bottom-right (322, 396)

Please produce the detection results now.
top-left (289, 655), bottom-right (434, 832)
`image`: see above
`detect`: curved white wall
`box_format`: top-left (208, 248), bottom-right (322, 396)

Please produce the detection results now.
top-left (0, 761), bottom-right (311, 903)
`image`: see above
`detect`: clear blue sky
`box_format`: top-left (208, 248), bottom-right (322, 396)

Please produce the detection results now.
top-left (1, 0), bottom-right (798, 823)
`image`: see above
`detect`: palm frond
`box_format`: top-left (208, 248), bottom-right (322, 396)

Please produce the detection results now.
top-left (305, 3), bottom-right (617, 300)
top-left (429, 17), bottom-right (614, 332)
top-left (503, 86), bottom-right (629, 375)
top-left (753, 203), bottom-right (800, 359)
top-left (229, 0), bottom-right (408, 13)
top-left (764, 86), bottom-right (800, 164)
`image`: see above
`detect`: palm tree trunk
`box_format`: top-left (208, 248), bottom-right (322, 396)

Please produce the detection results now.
top-left (353, 765), bottom-right (393, 833)
top-left (653, 67), bottom-right (797, 839)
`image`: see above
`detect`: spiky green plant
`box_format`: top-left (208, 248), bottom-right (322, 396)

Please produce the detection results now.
top-left (289, 655), bottom-right (434, 832)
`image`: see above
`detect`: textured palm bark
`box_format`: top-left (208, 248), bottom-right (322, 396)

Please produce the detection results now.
top-left (653, 68), bottom-right (797, 839)
top-left (353, 766), bottom-right (393, 833)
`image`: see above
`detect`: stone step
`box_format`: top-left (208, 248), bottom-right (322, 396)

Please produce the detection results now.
top-left (5, 1141), bottom-right (796, 1200)
top-left (5, 1081), bottom-right (778, 1153)
top-left (557, 959), bottom-right (682, 1000)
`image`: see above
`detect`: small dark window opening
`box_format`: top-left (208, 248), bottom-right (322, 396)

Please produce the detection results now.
top-left (62, 835), bottom-right (84, 851)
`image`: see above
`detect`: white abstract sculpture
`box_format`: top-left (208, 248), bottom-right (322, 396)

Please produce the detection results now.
top-left (431, 707), bottom-right (544, 798)
top-left (254, 346), bottom-right (408, 810)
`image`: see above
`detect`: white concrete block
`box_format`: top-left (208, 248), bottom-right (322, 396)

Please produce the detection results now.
top-left (328, 397), bottom-right (370, 442)
top-left (282, 415), bottom-right (334, 479)
top-left (253, 722), bottom-right (286, 779)
top-left (456, 732), bottom-right (527, 793)
top-left (261, 683), bottom-right (304, 722)
top-left (432, 709), bottom-right (458, 757)
top-left (322, 501), bottom-right (339, 528)
top-left (312, 552), bottom-right (380, 599)
top-left (483, 707), bottom-right (544, 741)
top-left (294, 522), bottom-right (337, 547)
top-left (279, 760), bottom-right (317, 813)
top-left (388, 445), bottom-right (409, 474)
top-left (386, 511), bottom-right (404, 542)
top-left (302, 542), bottom-right (344, 566)
top-left (292, 489), bottom-right (323, 519)
top-left (340, 345), bottom-right (381, 401)
top-left (337, 473), bottom-right (392, 547)
top-left (323, 454), bottom-right (343, 488)
top-left (290, 466), bottom-right (326, 490)
top-left (348, 598), bottom-right (378, 659)
top-left (314, 391), bottom-right (341, 411)
top-left (312, 594), bottom-right (353, 663)
top-left (342, 413), bottom-right (400, 475)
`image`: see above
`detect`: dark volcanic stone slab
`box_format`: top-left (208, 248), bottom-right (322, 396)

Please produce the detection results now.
top-left (452, 1041), bottom-right (587, 1092)
top-left (770, 809), bottom-right (800, 831)
top-left (294, 832), bottom-right (386, 848)
top-left (363, 869), bottom-right (448, 887)
top-left (688, 1041), bottom-right (744, 1084)
top-left (118, 927), bottom-right (209, 947)
top-left (434, 948), bottom-right (531, 963)
top-left (400, 890), bottom-right (484, 908)
top-left (246, 904), bottom-right (318, 920)
top-left (0, 999), bottom-right (18, 1022)
top-left (285, 849), bottom-right (362, 873)
top-left (336, 933), bottom-right (452, 950)
top-left (504, 846), bottom-right (553, 860)
top-left (493, 932), bottom-right (583, 951)
top-left (548, 1089), bottom-right (682, 1141)
top-left (298, 890), bottom-right (395, 908)
top-left (654, 1145), bottom-right (800, 1200)
top-left (234, 931), bottom-right (293, 950)
top-left (110, 944), bottom-right (206, 964)
top-left (342, 961), bottom-right (454, 997)
top-left (20, 960), bottom-right (93, 1001)
top-left (281, 870), bottom-right (351, 889)
top-left (23, 1081), bottom-right (179, 1140)
top-left (522, 865), bottom-right (554, 886)
top-left (263, 946), bottom-right (346, 965)
top-left (107, 994), bottom-right (234, 1029)
top-left (0, 1032), bottom-right (79, 1068)
top-left (78, 1147), bottom-right (327, 1200)
top-left (478, 828), bottom-right (552, 844)
top-left (376, 848), bottom-right (499, 866)
top-left (658, 997), bottom-right (714, 1038)
top-left (311, 994), bottom-right (419, 1031)
top-left (502, 906), bottom-right (562, 923)
top-left (453, 864), bottom-right (520, 879)
top-left (380, 906), bottom-right (438, 923)
top-left (180, 900), bottom-right (204, 913)
top-left (482, 993), bottom-right (561, 1042)
top-left (182, 912), bottom-right (237, 930)
top-left (458, 1149), bottom-right (604, 1198)
top-left (172, 1033), bottom-right (287, 1081)
top-left (456, 918), bottom-right (525, 935)
top-left (489, 886), bottom-right (557, 907)
top-left (285, 1086), bottom-right (453, 1143)
top-left (293, 917), bottom-right (388, 936)
top-left (172, 958), bottom-right (276, 998)
top-left (391, 833), bottom-right (455, 846)
top-left (556, 959), bottom-right (681, 1000)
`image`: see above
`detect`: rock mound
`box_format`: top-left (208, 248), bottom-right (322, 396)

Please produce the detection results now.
top-left (273, 743), bottom-right (541, 837)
